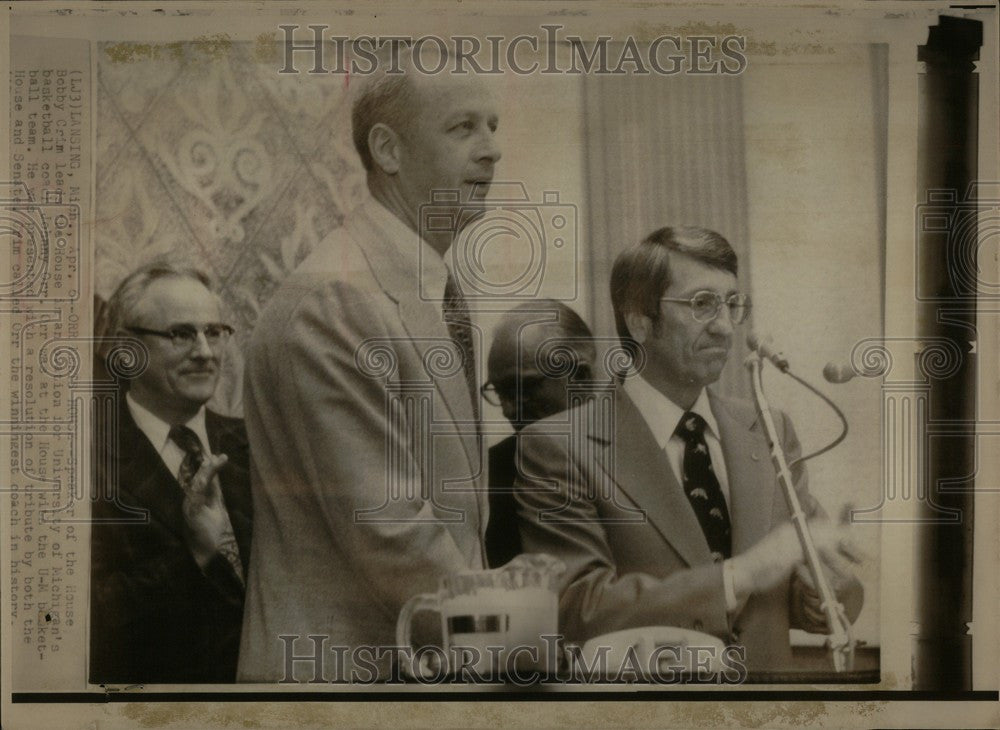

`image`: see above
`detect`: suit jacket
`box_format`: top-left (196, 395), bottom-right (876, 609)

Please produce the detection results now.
top-left (238, 199), bottom-right (487, 682)
top-left (89, 399), bottom-right (253, 684)
top-left (486, 434), bottom-right (524, 568)
top-left (514, 386), bottom-right (862, 674)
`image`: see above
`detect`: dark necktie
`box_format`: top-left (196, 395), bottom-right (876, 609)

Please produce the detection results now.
top-left (675, 412), bottom-right (732, 561)
top-left (170, 424), bottom-right (204, 489)
top-left (443, 272), bottom-right (479, 420)
top-left (168, 424), bottom-right (244, 585)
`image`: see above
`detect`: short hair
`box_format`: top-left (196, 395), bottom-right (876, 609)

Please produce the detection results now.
top-left (488, 299), bottom-right (596, 384)
top-left (610, 226), bottom-right (738, 362)
top-left (98, 261), bottom-right (214, 359)
top-left (351, 43), bottom-right (451, 173)
top-left (350, 69), bottom-right (416, 173)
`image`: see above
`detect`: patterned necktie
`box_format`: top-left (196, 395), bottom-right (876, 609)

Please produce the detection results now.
top-left (443, 272), bottom-right (479, 420)
top-left (169, 424), bottom-right (204, 489)
top-left (168, 424), bottom-right (244, 585)
top-left (675, 412), bottom-right (732, 561)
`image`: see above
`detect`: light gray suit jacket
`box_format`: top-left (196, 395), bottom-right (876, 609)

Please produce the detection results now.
top-left (514, 386), bottom-right (862, 673)
top-left (237, 200), bottom-right (486, 681)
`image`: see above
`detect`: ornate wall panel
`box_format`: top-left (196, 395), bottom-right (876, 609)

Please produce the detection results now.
top-left (95, 41), bottom-right (367, 415)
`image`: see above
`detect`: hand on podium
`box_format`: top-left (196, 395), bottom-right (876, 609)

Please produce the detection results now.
top-left (728, 518), bottom-right (864, 606)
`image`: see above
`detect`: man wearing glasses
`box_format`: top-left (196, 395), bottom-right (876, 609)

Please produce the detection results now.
top-left (481, 300), bottom-right (597, 567)
top-left (90, 263), bottom-right (252, 684)
top-left (515, 227), bottom-right (862, 674)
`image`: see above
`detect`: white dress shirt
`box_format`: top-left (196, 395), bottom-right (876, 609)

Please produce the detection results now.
top-left (622, 374), bottom-right (742, 613)
top-left (126, 393), bottom-right (241, 573)
top-left (126, 392), bottom-right (213, 480)
top-left (622, 374), bottom-right (731, 501)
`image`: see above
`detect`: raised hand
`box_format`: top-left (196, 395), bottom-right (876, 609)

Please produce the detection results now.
top-left (180, 453), bottom-right (233, 569)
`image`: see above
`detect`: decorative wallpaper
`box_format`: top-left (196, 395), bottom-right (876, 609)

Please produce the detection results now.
top-left (95, 41), bottom-right (368, 415)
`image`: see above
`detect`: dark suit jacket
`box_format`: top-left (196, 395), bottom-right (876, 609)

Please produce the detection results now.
top-left (486, 434), bottom-right (524, 568)
top-left (514, 386), bottom-right (862, 674)
top-left (89, 398), bottom-right (253, 684)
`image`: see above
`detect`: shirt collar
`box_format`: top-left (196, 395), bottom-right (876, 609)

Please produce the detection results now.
top-left (622, 373), bottom-right (721, 450)
top-left (360, 195), bottom-right (451, 305)
top-left (126, 392), bottom-right (210, 456)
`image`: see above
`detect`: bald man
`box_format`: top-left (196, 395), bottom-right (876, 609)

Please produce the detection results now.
top-left (482, 301), bottom-right (596, 567)
top-left (239, 46), bottom-right (502, 681)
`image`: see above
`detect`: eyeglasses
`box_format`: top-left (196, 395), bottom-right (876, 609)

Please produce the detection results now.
top-left (480, 363), bottom-right (593, 407)
top-left (481, 375), bottom-right (545, 407)
top-left (660, 291), bottom-right (751, 325)
top-left (126, 323), bottom-right (235, 350)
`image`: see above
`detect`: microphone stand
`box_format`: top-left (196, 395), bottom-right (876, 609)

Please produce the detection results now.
top-left (745, 352), bottom-right (856, 672)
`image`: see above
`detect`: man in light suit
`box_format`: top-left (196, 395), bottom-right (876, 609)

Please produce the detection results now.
top-left (238, 47), bottom-right (501, 681)
top-left (514, 227), bottom-right (863, 674)
top-left (90, 263), bottom-right (252, 684)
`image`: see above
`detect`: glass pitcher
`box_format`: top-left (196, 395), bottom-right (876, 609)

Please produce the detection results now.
top-left (396, 553), bottom-right (565, 679)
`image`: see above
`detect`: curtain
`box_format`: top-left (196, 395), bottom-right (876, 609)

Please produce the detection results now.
top-left (581, 71), bottom-right (752, 398)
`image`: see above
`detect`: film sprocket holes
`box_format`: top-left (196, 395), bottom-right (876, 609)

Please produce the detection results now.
top-left (419, 182), bottom-right (579, 301)
top-left (1, 181), bottom-right (81, 301)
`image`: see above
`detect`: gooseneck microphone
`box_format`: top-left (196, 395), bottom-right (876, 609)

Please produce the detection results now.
top-left (823, 362), bottom-right (857, 384)
top-left (744, 338), bottom-right (856, 672)
top-left (746, 333), bottom-right (790, 372)
top-left (746, 333), bottom-right (848, 466)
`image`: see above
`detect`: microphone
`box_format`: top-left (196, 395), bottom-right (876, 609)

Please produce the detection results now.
top-left (746, 335), bottom-right (850, 466)
top-left (747, 333), bottom-right (790, 372)
top-left (823, 362), bottom-right (857, 384)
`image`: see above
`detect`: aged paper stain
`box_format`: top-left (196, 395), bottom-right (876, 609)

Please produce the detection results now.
top-left (104, 34), bottom-right (232, 64)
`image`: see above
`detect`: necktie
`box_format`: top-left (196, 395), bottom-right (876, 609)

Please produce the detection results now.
top-left (675, 412), bottom-right (732, 561)
top-left (170, 423), bottom-right (204, 489)
top-left (168, 424), bottom-right (244, 585)
top-left (443, 272), bottom-right (479, 420)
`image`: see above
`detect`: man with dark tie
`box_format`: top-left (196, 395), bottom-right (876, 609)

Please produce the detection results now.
top-left (237, 45), bottom-right (502, 681)
top-left (481, 300), bottom-right (596, 567)
top-left (90, 262), bottom-right (252, 684)
top-left (514, 227), bottom-right (863, 673)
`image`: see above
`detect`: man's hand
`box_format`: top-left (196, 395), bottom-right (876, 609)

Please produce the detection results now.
top-left (728, 518), bottom-right (861, 601)
top-left (794, 560), bottom-right (859, 627)
top-left (180, 453), bottom-right (232, 569)
top-left (793, 521), bottom-right (866, 628)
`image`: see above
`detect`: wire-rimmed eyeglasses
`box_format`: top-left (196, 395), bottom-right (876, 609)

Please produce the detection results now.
top-left (660, 291), bottom-right (751, 325)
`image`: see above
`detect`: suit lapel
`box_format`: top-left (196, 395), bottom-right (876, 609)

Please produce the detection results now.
top-left (207, 410), bottom-right (254, 569)
top-left (347, 204), bottom-right (481, 479)
top-left (710, 392), bottom-right (776, 555)
top-left (115, 400), bottom-right (189, 545)
top-left (591, 387), bottom-right (713, 567)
